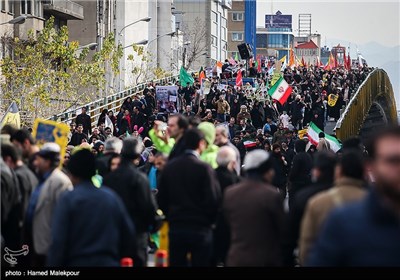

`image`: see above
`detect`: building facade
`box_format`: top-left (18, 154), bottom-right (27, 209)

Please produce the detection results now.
top-left (256, 11), bottom-right (294, 61)
top-left (294, 40), bottom-right (319, 66)
top-left (227, 0), bottom-right (256, 60)
top-left (227, 0), bottom-right (244, 59)
top-left (174, 0), bottom-right (231, 71)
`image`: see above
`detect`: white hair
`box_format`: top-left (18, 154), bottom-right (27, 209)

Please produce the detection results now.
top-left (104, 137), bottom-right (123, 154)
top-left (217, 146), bottom-right (236, 168)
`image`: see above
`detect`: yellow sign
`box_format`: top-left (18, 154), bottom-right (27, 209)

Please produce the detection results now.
top-left (32, 119), bottom-right (69, 166)
top-left (298, 128), bottom-right (308, 139)
top-left (0, 102), bottom-right (21, 129)
top-left (328, 93), bottom-right (339, 107)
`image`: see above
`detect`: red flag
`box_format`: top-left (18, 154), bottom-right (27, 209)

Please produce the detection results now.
top-left (347, 54), bottom-right (351, 70)
top-left (257, 58), bottom-right (261, 73)
top-left (334, 53), bottom-right (338, 68)
top-left (301, 56), bottom-right (306, 68)
top-left (236, 69), bottom-right (243, 87)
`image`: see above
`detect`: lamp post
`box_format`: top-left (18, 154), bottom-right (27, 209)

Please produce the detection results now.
top-left (0, 15), bottom-right (28, 114)
top-left (116, 17), bottom-right (152, 92)
top-left (182, 41), bottom-right (191, 70)
top-left (0, 15), bottom-right (28, 26)
top-left (77, 43), bottom-right (98, 51)
top-left (123, 32), bottom-right (175, 49)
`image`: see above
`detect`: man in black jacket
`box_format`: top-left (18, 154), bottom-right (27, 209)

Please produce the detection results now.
top-left (283, 151), bottom-right (336, 266)
top-left (104, 138), bottom-right (159, 267)
top-left (158, 128), bottom-right (221, 267)
top-left (75, 107), bottom-right (92, 136)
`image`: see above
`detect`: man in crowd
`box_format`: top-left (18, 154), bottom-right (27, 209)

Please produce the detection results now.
top-left (149, 114), bottom-right (189, 160)
top-left (223, 150), bottom-right (284, 266)
top-left (214, 95), bottom-right (230, 122)
top-left (10, 129), bottom-right (39, 170)
top-left (104, 138), bottom-right (159, 267)
top-left (96, 137), bottom-right (123, 177)
top-left (75, 106), bottom-right (92, 136)
top-left (284, 151), bottom-right (337, 266)
top-left (158, 128), bottom-right (221, 266)
top-left (68, 124), bottom-right (88, 147)
top-left (213, 146), bottom-right (241, 266)
top-left (47, 148), bottom-right (134, 267)
top-left (26, 143), bottom-right (73, 266)
top-left (300, 149), bottom-right (366, 264)
top-left (308, 127), bottom-right (400, 266)
top-left (215, 125), bottom-right (241, 175)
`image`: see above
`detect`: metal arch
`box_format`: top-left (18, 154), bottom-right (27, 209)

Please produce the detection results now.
top-left (335, 68), bottom-right (398, 141)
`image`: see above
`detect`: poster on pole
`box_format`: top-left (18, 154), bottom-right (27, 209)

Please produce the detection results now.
top-left (156, 86), bottom-right (178, 113)
top-left (201, 79), bottom-right (212, 95)
top-left (32, 119), bottom-right (69, 166)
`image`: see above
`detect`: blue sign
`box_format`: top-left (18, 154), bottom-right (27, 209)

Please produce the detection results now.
top-left (265, 14), bottom-right (292, 29)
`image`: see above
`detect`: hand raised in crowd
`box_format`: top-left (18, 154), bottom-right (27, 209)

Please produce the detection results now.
top-left (153, 120), bottom-right (170, 144)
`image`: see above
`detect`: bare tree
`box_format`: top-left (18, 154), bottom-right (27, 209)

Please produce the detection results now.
top-left (181, 18), bottom-right (208, 71)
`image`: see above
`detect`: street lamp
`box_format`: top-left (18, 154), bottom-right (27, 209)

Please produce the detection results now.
top-left (182, 41), bottom-right (191, 70)
top-left (123, 32), bottom-right (176, 49)
top-left (117, 17), bottom-right (152, 37)
top-left (77, 43), bottom-right (98, 51)
top-left (0, 15), bottom-right (28, 26)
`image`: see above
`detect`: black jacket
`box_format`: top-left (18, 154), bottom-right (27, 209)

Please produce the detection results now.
top-left (68, 132), bottom-right (88, 146)
top-left (283, 182), bottom-right (331, 266)
top-left (104, 160), bottom-right (158, 233)
top-left (75, 113), bottom-right (92, 135)
top-left (158, 153), bottom-right (221, 229)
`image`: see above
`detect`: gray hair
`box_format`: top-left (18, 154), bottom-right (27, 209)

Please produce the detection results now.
top-left (216, 125), bottom-right (229, 138)
top-left (104, 137), bottom-right (123, 154)
top-left (217, 146), bottom-right (236, 168)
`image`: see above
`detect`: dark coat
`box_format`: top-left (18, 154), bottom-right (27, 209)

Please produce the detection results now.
top-left (288, 152), bottom-right (313, 207)
top-left (213, 167), bottom-right (240, 264)
top-left (104, 160), bottom-right (158, 234)
top-left (68, 132), bottom-right (88, 146)
top-left (223, 178), bottom-right (284, 266)
top-left (158, 153), bottom-right (221, 230)
top-left (47, 182), bottom-right (134, 267)
top-left (75, 113), bottom-right (92, 135)
top-left (283, 182), bottom-right (331, 266)
top-left (307, 190), bottom-right (400, 266)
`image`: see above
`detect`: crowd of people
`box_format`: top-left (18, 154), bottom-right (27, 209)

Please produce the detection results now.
top-left (2, 63), bottom-right (399, 267)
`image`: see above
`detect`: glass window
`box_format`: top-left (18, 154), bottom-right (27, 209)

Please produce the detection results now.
top-left (20, 0), bottom-right (32, 15)
top-left (256, 34), bottom-right (268, 48)
top-left (211, 35), bottom-right (218, 46)
top-left (1, 0), bottom-right (5, 11)
top-left (231, 32), bottom-right (243, 42)
top-left (232, 12), bottom-right (244, 21)
top-left (221, 17), bottom-right (227, 27)
top-left (221, 27), bottom-right (226, 40)
top-left (8, 0), bottom-right (14, 14)
top-left (211, 11), bottom-right (218, 23)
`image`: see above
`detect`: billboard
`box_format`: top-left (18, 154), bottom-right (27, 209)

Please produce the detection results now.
top-left (265, 14), bottom-right (292, 29)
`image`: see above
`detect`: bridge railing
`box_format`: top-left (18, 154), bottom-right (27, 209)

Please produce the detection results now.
top-left (335, 68), bottom-right (397, 141)
top-left (49, 75), bottom-right (179, 127)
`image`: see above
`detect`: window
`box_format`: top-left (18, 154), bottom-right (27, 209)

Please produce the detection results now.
top-left (1, 0), bottom-right (5, 11)
top-left (8, 0), bottom-right (14, 14)
top-left (222, 40), bottom-right (227, 50)
top-left (231, 32), bottom-right (243, 42)
top-left (232, 12), bottom-right (244, 21)
top-left (221, 27), bottom-right (226, 40)
top-left (221, 17), bottom-right (227, 27)
top-left (20, 0), bottom-right (32, 15)
top-left (231, 51), bottom-right (240, 59)
top-left (211, 35), bottom-right (218, 46)
top-left (211, 11), bottom-right (218, 23)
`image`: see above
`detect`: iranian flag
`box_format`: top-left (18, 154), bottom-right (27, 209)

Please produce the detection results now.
top-left (243, 140), bottom-right (257, 148)
top-left (307, 122), bottom-right (342, 152)
top-left (268, 76), bottom-right (292, 105)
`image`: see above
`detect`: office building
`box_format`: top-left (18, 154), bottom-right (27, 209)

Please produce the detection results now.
top-left (174, 0), bottom-right (231, 71)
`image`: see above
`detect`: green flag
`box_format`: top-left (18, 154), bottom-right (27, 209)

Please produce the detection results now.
top-left (179, 66), bottom-right (194, 86)
top-left (235, 52), bottom-right (240, 61)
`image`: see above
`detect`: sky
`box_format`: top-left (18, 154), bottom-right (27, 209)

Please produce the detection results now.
top-left (256, 0), bottom-right (400, 48)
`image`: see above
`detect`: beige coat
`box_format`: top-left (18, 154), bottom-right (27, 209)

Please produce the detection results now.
top-left (33, 169), bottom-right (73, 255)
top-left (299, 177), bottom-right (366, 265)
top-left (215, 99), bottom-right (230, 114)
